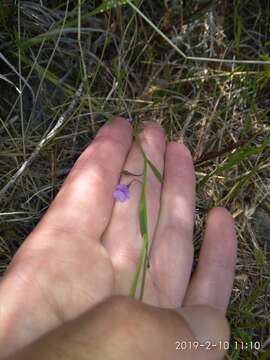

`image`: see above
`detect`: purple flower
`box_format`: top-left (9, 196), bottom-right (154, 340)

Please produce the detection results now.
top-left (113, 184), bottom-right (130, 202)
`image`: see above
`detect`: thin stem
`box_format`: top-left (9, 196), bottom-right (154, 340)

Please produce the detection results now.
top-left (122, 170), bottom-right (144, 176)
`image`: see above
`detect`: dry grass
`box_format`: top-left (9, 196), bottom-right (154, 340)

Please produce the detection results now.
top-left (0, 1), bottom-right (269, 358)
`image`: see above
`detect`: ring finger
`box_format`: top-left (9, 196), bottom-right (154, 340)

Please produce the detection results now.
top-left (149, 142), bottom-right (196, 308)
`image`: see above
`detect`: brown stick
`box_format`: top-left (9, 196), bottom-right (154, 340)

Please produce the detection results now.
top-left (194, 128), bottom-right (268, 167)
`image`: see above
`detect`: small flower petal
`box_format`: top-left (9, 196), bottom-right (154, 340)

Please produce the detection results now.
top-left (116, 184), bottom-right (129, 192)
top-left (113, 184), bottom-right (130, 202)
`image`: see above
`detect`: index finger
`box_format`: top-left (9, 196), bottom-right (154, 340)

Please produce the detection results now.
top-left (37, 117), bottom-right (133, 242)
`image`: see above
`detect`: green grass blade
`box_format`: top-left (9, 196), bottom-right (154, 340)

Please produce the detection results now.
top-left (18, 1), bottom-right (133, 49)
top-left (129, 234), bottom-right (146, 299)
top-left (199, 133), bottom-right (270, 189)
top-left (135, 134), bottom-right (163, 183)
top-left (126, 0), bottom-right (186, 59)
top-left (139, 237), bottom-right (149, 301)
top-left (147, 158), bottom-right (163, 183)
top-left (130, 153), bottom-right (149, 300)
top-left (130, 133), bottom-right (162, 300)
top-left (67, 0), bottom-right (132, 26)
top-left (138, 156), bottom-right (149, 300)
top-left (13, 52), bottom-right (74, 95)
top-left (218, 158), bottom-right (265, 205)
top-left (18, 28), bottom-right (106, 49)
top-left (139, 156), bottom-right (148, 236)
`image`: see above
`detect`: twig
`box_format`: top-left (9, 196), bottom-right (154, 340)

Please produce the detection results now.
top-left (0, 82), bottom-right (84, 200)
top-left (194, 127), bottom-right (270, 166)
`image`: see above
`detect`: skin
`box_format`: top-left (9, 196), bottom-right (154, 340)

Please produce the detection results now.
top-left (0, 118), bottom-right (237, 359)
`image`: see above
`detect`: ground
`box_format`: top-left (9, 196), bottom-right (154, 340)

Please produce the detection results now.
top-left (0, 1), bottom-right (269, 359)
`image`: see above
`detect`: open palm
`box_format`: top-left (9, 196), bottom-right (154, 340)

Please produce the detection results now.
top-left (0, 118), bottom-right (237, 359)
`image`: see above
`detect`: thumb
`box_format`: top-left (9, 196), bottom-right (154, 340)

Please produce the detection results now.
top-left (8, 296), bottom-right (230, 360)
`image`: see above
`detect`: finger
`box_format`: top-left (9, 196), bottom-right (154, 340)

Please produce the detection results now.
top-left (179, 305), bottom-right (230, 359)
top-left (11, 297), bottom-right (229, 360)
top-left (103, 122), bottom-right (166, 295)
top-left (183, 207), bottom-right (237, 312)
top-left (150, 143), bottom-right (196, 308)
top-left (0, 119), bottom-right (133, 358)
top-left (35, 117), bottom-right (133, 244)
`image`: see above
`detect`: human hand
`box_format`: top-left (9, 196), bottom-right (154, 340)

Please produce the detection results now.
top-left (8, 295), bottom-right (232, 360)
top-left (0, 118), bottom-right (237, 359)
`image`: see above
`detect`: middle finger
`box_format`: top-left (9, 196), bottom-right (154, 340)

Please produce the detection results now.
top-left (102, 122), bottom-right (166, 295)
